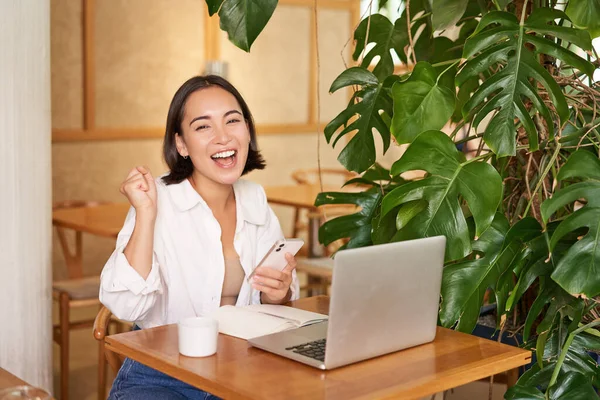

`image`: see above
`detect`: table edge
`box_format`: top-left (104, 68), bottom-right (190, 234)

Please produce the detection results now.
top-left (105, 323), bottom-right (532, 400)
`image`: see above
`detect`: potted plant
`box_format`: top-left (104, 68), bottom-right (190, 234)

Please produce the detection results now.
top-left (208, 0), bottom-right (600, 397)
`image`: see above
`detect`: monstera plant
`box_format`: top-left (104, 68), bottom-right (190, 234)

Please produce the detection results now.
top-left (207, 0), bottom-right (600, 397)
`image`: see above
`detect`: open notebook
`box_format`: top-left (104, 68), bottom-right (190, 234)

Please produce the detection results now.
top-left (213, 304), bottom-right (328, 340)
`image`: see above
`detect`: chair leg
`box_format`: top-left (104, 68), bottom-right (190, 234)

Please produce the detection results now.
top-left (292, 207), bottom-right (300, 237)
top-left (98, 339), bottom-right (107, 400)
top-left (59, 292), bottom-right (70, 400)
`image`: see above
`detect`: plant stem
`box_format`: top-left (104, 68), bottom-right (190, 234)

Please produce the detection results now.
top-left (406, 0), bottom-right (417, 65)
top-left (431, 58), bottom-right (463, 68)
top-left (436, 60), bottom-right (461, 85)
top-left (455, 132), bottom-right (483, 145)
top-left (524, 143), bottom-right (560, 216)
top-left (412, 12), bottom-right (432, 22)
top-left (547, 318), bottom-right (600, 390)
top-left (520, 0), bottom-right (530, 26)
top-left (525, 153), bottom-right (538, 220)
top-left (465, 152), bottom-right (492, 164)
top-left (492, 0), bottom-right (502, 10)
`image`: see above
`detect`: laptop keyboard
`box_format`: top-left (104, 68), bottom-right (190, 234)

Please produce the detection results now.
top-left (286, 338), bottom-right (326, 362)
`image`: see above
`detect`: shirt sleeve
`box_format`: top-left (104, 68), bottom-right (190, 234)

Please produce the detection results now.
top-left (99, 206), bottom-right (162, 321)
top-left (250, 204), bottom-right (300, 305)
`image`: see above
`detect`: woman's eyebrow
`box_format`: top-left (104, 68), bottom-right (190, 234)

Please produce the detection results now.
top-left (224, 110), bottom-right (242, 118)
top-left (189, 115), bottom-right (209, 126)
top-left (189, 110), bottom-right (241, 126)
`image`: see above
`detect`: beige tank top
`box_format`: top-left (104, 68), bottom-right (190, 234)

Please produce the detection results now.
top-left (220, 257), bottom-right (245, 306)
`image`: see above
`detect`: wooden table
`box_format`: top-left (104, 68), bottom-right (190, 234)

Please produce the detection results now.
top-left (52, 202), bottom-right (129, 238)
top-left (264, 185), bottom-right (338, 210)
top-left (0, 368), bottom-right (27, 390)
top-left (0, 368), bottom-right (52, 399)
top-left (105, 296), bottom-right (531, 400)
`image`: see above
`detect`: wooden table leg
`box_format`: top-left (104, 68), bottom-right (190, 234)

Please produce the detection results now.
top-left (506, 368), bottom-right (519, 387)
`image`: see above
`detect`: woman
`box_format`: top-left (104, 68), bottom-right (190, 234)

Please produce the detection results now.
top-left (100, 75), bottom-right (299, 399)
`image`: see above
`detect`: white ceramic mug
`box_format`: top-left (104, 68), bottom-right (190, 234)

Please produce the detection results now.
top-left (178, 317), bottom-right (218, 357)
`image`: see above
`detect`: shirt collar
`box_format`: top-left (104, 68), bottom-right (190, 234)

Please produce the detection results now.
top-left (166, 178), bottom-right (266, 225)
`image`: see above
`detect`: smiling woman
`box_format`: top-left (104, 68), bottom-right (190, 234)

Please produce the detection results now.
top-left (99, 75), bottom-right (299, 400)
top-left (162, 76), bottom-right (266, 185)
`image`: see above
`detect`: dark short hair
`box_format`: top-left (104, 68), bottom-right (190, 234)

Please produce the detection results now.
top-left (162, 75), bottom-right (266, 185)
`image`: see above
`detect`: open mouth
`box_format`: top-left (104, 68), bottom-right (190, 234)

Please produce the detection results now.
top-left (210, 149), bottom-right (237, 168)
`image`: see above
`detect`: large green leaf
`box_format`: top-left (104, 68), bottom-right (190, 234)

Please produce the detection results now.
top-left (507, 370), bottom-right (600, 399)
top-left (541, 150), bottom-right (600, 297)
top-left (212, 0), bottom-right (278, 52)
top-left (325, 67), bottom-right (396, 173)
top-left (316, 165), bottom-right (406, 249)
top-left (431, 0), bottom-right (469, 31)
top-left (509, 304), bottom-right (600, 398)
top-left (315, 189), bottom-right (382, 250)
top-left (505, 385), bottom-right (545, 400)
top-left (383, 130), bottom-right (502, 261)
top-left (566, 0), bottom-right (600, 39)
top-left (457, 9), bottom-right (594, 157)
top-left (352, 0), bottom-right (433, 79)
top-left (523, 280), bottom-right (574, 341)
top-left (352, 14), bottom-right (408, 80)
top-left (390, 62), bottom-right (456, 144)
top-left (439, 215), bottom-right (541, 332)
top-left (544, 329), bottom-right (600, 389)
top-left (549, 372), bottom-right (600, 399)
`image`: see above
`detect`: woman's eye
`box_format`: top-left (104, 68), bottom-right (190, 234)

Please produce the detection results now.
top-left (195, 125), bottom-right (209, 131)
top-left (226, 118), bottom-right (241, 124)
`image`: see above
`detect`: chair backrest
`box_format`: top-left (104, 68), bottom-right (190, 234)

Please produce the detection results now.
top-left (93, 306), bottom-right (124, 373)
top-left (53, 200), bottom-right (108, 279)
top-left (291, 168), bottom-right (357, 187)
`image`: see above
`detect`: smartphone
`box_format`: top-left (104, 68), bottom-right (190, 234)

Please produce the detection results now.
top-left (248, 238), bottom-right (304, 281)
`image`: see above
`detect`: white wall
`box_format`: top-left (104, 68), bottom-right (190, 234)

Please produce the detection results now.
top-left (0, 0), bottom-right (53, 393)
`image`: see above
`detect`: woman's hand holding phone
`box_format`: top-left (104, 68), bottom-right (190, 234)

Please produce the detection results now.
top-left (250, 238), bottom-right (303, 304)
top-left (251, 253), bottom-right (297, 304)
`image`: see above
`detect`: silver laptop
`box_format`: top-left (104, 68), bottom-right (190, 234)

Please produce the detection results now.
top-left (249, 236), bottom-right (446, 370)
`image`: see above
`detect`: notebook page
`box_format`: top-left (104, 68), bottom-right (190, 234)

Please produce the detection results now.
top-left (213, 305), bottom-right (296, 340)
top-left (243, 304), bottom-right (328, 326)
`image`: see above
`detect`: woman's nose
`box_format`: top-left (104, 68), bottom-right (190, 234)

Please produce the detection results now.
top-left (214, 125), bottom-right (231, 143)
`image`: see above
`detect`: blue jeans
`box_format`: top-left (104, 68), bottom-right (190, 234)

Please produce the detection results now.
top-left (108, 327), bottom-right (221, 400)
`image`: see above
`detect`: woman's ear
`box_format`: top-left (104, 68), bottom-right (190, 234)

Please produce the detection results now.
top-left (175, 133), bottom-right (188, 157)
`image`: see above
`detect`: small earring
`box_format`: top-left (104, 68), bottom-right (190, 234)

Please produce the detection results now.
top-left (183, 155), bottom-right (189, 159)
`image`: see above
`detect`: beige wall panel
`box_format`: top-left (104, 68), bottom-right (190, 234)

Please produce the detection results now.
top-left (220, 6), bottom-right (311, 125)
top-left (95, 0), bottom-right (205, 128)
top-left (52, 140), bottom-right (167, 203)
top-left (317, 9), bottom-right (352, 124)
top-left (50, 0), bottom-right (83, 129)
top-left (250, 132), bottom-right (343, 186)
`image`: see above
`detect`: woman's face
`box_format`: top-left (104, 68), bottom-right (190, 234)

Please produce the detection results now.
top-left (176, 86), bottom-right (251, 186)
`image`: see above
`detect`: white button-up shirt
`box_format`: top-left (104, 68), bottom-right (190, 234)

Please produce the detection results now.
top-left (99, 177), bottom-right (299, 329)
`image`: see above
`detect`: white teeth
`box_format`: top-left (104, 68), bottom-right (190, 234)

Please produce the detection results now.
top-left (211, 150), bottom-right (236, 159)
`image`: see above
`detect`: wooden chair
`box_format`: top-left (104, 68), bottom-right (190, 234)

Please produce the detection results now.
top-left (52, 200), bottom-right (107, 400)
top-left (93, 306), bottom-right (125, 399)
